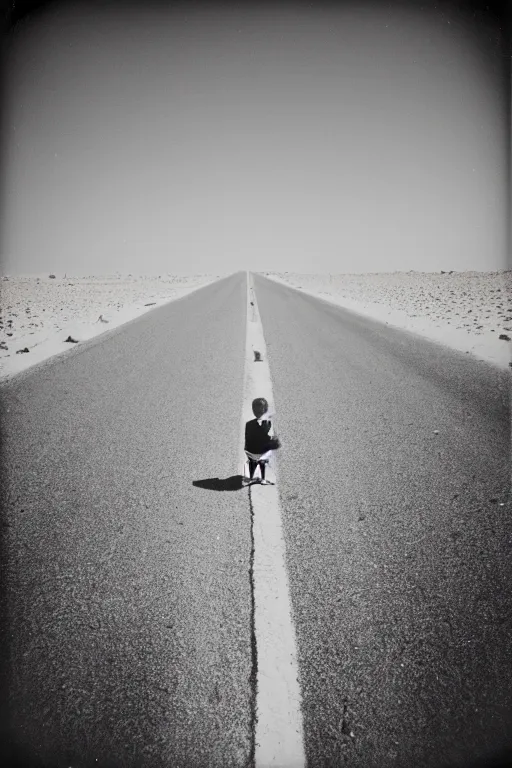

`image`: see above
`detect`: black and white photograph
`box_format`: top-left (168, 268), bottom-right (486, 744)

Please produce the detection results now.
top-left (0, 0), bottom-right (510, 766)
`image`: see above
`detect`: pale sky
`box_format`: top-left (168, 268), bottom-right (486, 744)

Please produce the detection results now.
top-left (1, 0), bottom-right (508, 275)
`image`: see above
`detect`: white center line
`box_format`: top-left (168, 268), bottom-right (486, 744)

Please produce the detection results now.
top-left (241, 271), bottom-right (306, 768)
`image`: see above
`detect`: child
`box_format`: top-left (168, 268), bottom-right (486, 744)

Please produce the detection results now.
top-left (244, 397), bottom-right (279, 485)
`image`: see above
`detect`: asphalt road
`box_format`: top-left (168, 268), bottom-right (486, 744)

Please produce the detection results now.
top-left (1, 271), bottom-right (511, 768)
top-left (254, 273), bottom-right (511, 768)
top-left (0, 273), bottom-right (252, 768)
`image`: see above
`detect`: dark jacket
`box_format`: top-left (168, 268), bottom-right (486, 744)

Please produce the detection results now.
top-left (245, 418), bottom-right (272, 454)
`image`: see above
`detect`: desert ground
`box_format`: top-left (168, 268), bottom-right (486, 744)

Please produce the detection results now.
top-left (264, 270), bottom-right (512, 369)
top-left (1, 270), bottom-right (510, 382)
top-left (0, 272), bottom-right (224, 380)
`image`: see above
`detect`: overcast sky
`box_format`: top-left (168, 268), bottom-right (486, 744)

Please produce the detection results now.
top-left (1, 0), bottom-right (508, 275)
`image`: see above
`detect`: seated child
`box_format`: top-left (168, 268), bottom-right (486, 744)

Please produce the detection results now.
top-left (244, 397), bottom-right (279, 485)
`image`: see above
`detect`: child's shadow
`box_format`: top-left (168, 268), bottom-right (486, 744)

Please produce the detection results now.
top-left (192, 475), bottom-right (244, 491)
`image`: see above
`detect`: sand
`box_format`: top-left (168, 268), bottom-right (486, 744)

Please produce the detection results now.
top-left (264, 271), bottom-right (512, 370)
top-left (2, 270), bottom-right (510, 381)
top-left (0, 273), bottom-right (223, 381)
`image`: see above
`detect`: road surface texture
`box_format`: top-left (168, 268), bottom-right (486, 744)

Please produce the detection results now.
top-left (0, 274), bottom-right (252, 768)
top-left (1, 270), bottom-right (511, 768)
top-left (254, 273), bottom-right (511, 768)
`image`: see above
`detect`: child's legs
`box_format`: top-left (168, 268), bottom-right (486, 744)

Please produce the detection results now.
top-left (258, 461), bottom-right (266, 480)
top-left (248, 458), bottom-right (258, 479)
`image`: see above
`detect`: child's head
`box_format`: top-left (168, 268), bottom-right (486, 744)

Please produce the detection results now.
top-left (252, 397), bottom-right (268, 419)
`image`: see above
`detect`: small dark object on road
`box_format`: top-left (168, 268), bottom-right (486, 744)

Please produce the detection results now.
top-left (250, 301), bottom-right (254, 306)
top-left (254, 350), bottom-right (261, 361)
top-left (49, 274), bottom-right (56, 278)
top-left (144, 302), bottom-right (156, 306)
top-left (498, 334), bottom-right (510, 341)
top-left (16, 347), bottom-right (29, 354)
top-left (65, 336), bottom-right (78, 343)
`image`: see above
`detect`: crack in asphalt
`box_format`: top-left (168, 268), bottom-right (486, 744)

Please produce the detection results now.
top-left (247, 484), bottom-right (258, 768)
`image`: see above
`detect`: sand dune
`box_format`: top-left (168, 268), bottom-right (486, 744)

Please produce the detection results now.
top-left (0, 273), bottom-right (223, 380)
top-left (264, 271), bottom-right (512, 370)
